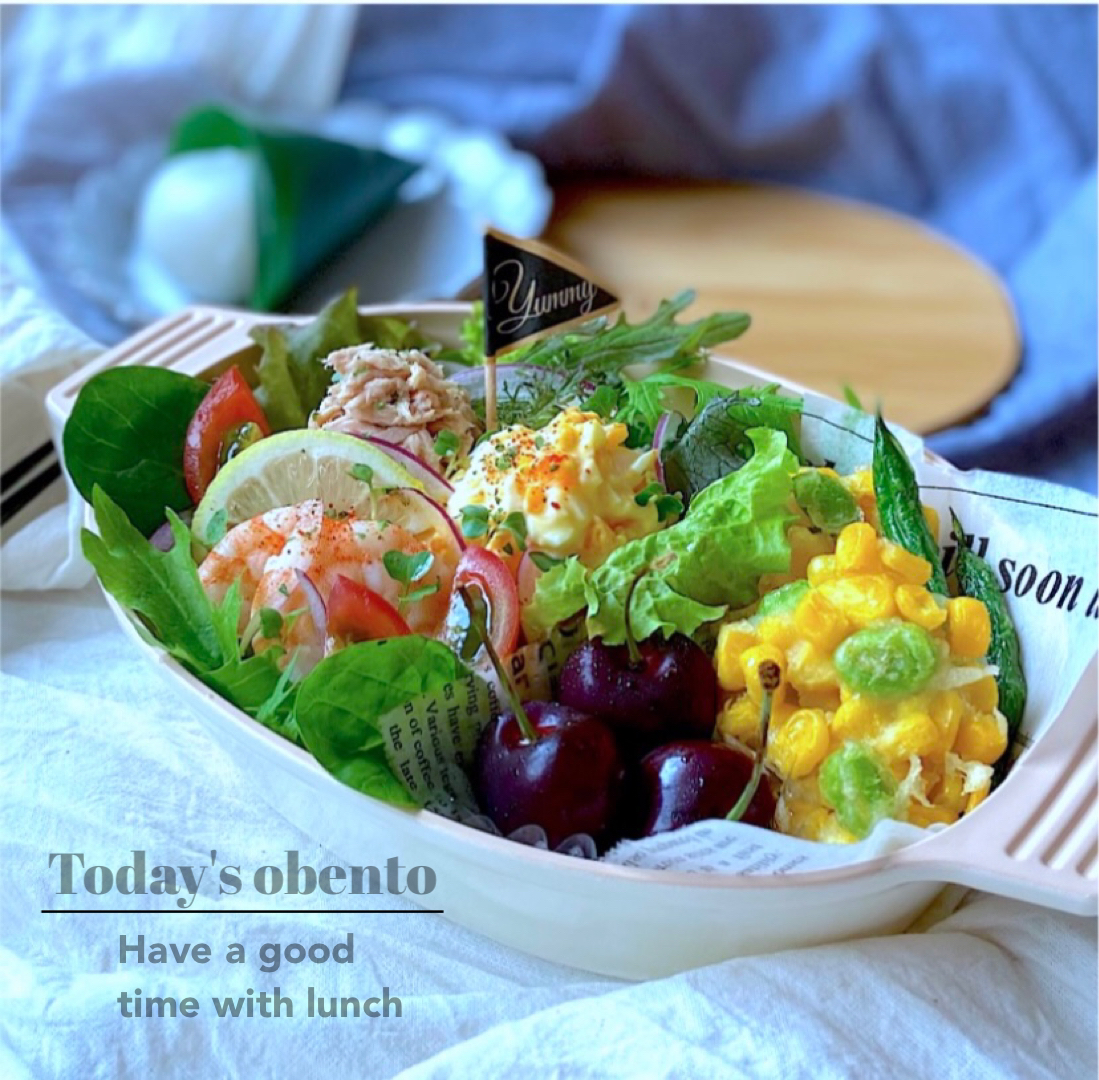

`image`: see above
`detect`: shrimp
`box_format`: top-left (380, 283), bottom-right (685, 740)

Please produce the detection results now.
top-left (198, 499), bottom-right (458, 677)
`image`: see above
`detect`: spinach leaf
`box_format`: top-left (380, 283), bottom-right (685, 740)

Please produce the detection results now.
top-left (294, 637), bottom-right (470, 809)
top-left (63, 367), bottom-right (209, 536)
top-left (663, 386), bottom-right (804, 505)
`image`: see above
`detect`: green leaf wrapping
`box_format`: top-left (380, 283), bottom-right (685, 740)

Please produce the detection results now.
top-left (170, 105), bottom-right (418, 311)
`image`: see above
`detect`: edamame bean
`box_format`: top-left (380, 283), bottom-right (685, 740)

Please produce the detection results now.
top-left (793, 470), bottom-right (859, 534)
top-left (819, 742), bottom-right (897, 839)
top-left (834, 619), bottom-right (937, 698)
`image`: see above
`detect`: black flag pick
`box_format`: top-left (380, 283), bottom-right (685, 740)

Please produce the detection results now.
top-left (481, 228), bottom-right (619, 429)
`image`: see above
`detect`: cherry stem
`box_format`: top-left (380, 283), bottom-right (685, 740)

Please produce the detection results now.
top-left (726, 662), bottom-right (781, 822)
top-left (457, 585), bottom-right (537, 743)
top-left (623, 566), bottom-right (648, 667)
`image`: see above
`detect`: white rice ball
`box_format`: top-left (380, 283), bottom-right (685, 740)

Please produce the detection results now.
top-left (133, 147), bottom-right (258, 306)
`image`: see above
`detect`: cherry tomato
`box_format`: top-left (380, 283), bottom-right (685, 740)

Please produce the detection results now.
top-left (444, 546), bottom-right (521, 658)
top-left (327, 574), bottom-right (411, 645)
top-left (183, 366), bottom-right (270, 502)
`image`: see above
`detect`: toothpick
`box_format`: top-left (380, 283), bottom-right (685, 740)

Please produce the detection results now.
top-left (484, 353), bottom-right (498, 432)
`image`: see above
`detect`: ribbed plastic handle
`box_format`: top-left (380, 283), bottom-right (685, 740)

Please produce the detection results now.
top-left (47, 307), bottom-right (257, 418)
top-left (892, 656), bottom-right (1098, 915)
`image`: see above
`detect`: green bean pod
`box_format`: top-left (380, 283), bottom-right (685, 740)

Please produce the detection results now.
top-left (950, 510), bottom-right (1027, 779)
top-left (872, 414), bottom-right (949, 595)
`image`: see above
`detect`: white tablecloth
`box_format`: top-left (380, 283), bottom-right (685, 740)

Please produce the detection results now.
top-left (1, 583), bottom-right (1096, 1079)
top-left (1, 10), bottom-right (1095, 1073)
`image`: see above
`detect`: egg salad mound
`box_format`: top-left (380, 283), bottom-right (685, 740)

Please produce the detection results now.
top-left (447, 408), bottom-right (665, 566)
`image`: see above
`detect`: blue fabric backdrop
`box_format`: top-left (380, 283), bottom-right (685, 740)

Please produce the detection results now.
top-left (343, 4), bottom-right (1098, 492)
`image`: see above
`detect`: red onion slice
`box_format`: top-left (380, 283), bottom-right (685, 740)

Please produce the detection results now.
top-left (652, 411), bottom-right (682, 487)
top-left (295, 570), bottom-right (328, 637)
top-left (363, 437), bottom-right (454, 500)
top-left (149, 508), bottom-right (194, 552)
top-left (149, 521), bottom-right (176, 552)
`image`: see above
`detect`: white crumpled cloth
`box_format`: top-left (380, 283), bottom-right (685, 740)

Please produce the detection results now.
top-left (1, 586), bottom-right (1096, 1080)
top-left (1, 8), bottom-right (1095, 1078)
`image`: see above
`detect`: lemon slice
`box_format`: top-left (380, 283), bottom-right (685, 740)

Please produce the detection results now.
top-left (192, 430), bottom-right (421, 544)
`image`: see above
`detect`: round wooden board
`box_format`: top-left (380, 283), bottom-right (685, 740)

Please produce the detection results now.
top-left (542, 181), bottom-right (1019, 434)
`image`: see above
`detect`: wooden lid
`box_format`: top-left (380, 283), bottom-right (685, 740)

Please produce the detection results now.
top-left (543, 180), bottom-right (1020, 434)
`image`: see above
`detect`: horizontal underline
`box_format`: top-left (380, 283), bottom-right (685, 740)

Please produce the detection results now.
top-left (41, 909), bottom-right (444, 915)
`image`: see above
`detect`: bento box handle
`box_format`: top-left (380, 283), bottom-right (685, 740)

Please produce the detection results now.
top-left (890, 656), bottom-right (1097, 916)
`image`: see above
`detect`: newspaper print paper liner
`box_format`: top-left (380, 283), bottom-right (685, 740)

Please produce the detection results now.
top-left (376, 384), bottom-right (1098, 876)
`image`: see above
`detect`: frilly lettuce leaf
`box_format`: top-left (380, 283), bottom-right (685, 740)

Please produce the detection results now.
top-left (520, 556), bottom-right (589, 642)
top-left (527, 428), bottom-right (799, 645)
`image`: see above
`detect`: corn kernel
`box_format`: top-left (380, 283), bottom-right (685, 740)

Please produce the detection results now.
top-left (717, 694), bottom-right (762, 745)
top-left (807, 554), bottom-right (841, 587)
top-left (878, 712), bottom-right (941, 761)
top-left (758, 615), bottom-right (800, 651)
top-left (789, 526), bottom-right (836, 579)
top-left (907, 804), bottom-right (958, 828)
top-left (843, 468), bottom-right (874, 500)
top-left (930, 690), bottom-right (966, 749)
top-left (961, 675), bottom-right (999, 713)
top-left (781, 799), bottom-right (821, 839)
top-left (922, 504), bottom-right (940, 538)
top-left (791, 806), bottom-right (839, 842)
top-left (836, 522), bottom-right (881, 573)
top-left (817, 574), bottom-right (896, 626)
top-left (767, 708), bottom-right (830, 779)
top-left (794, 591), bottom-right (850, 653)
top-left (831, 698), bottom-right (882, 740)
top-left (947, 597), bottom-right (992, 659)
top-left (716, 622), bottom-right (758, 691)
top-left (880, 541), bottom-right (933, 586)
top-left (920, 755), bottom-right (945, 794)
top-left (895, 583), bottom-right (947, 630)
top-left (842, 469), bottom-right (879, 529)
top-left (786, 640), bottom-right (838, 695)
top-left (954, 710), bottom-right (1008, 765)
top-left (742, 644), bottom-right (787, 702)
